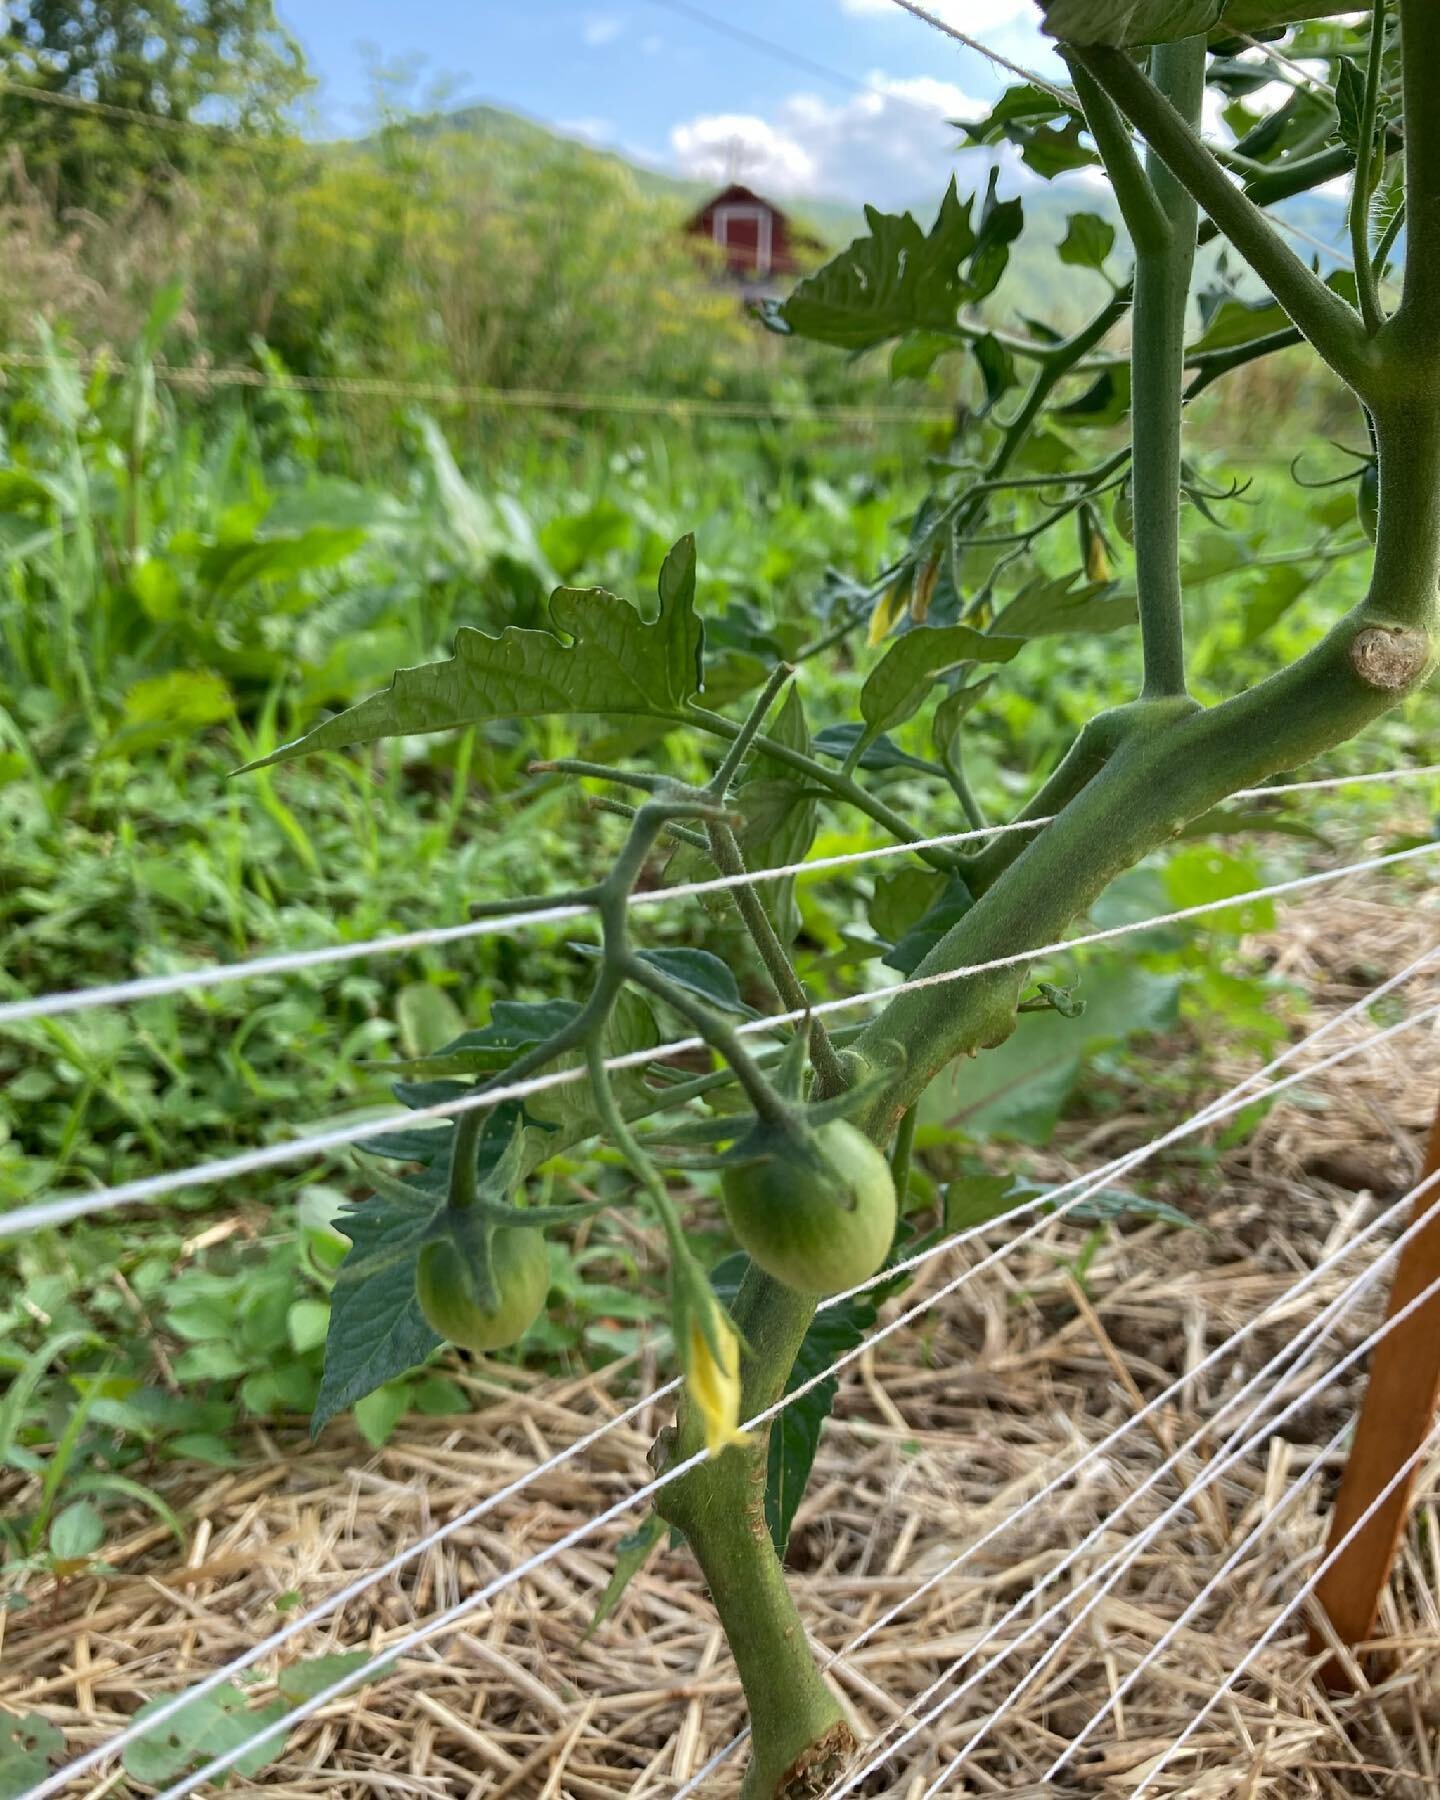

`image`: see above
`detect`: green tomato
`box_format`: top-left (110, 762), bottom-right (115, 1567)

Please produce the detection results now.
top-left (1357, 459), bottom-right (1379, 544)
top-left (721, 1119), bottom-right (897, 1298)
top-left (415, 1226), bottom-right (549, 1353)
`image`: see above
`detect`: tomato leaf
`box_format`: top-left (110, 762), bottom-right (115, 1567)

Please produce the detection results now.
top-left (760, 174), bottom-right (1022, 351)
top-left (765, 1288), bottom-right (882, 1557)
top-left (1040, 0), bottom-right (1225, 46)
top-left (860, 624), bottom-right (1024, 746)
top-left (1058, 212), bottom-right (1117, 272)
top-left (242, 535), bottom-right (704, 769)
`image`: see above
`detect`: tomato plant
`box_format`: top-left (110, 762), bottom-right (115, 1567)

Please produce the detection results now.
top-left (250, 5), bottom-right (1438, 1792)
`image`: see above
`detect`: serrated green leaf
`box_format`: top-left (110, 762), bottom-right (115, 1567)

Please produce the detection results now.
top-left (762, 175), bottom-right (1021, 351)
top-left (244, 535), bottom-right (704, 770)
top-left (1041, 0), bottom-right (1225, 45)
top-left (990, 571), bottom-right (1136, 639)
top-left (1058, 211), bottom-right (1117, 272)
top-left (312, 1189), bottom-right (441, 1435)
top-left (860, 625), bottom-right (1024, 745)
top-left (1333, 55), bottom-right (1366, 157)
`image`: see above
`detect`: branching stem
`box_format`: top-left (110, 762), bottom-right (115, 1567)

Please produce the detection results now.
top-left (704, 818), bottom-right (847, 1099)
top-left (1351, 1), bottom-right (1389, 334)
top-left (1130, 36), bottom-right (1204, 700)
top-left (1073, 43), bottom-right (1377, 398)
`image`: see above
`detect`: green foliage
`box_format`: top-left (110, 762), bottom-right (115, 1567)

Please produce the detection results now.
top-left (761, 175), bottom-right (1023, 352)
top-left (249, 537), bottom-right (705, 769)
top-left (0, 1713), bottom-right (64, 1799)
top-left (0, 0), bottom-right (309, 210)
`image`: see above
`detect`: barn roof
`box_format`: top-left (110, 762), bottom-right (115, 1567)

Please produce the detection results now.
top-left (683, 183), bottom-right (791, 229)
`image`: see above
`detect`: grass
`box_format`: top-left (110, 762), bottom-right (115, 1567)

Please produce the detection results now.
top-left (1, 325), bottom-right (1436, 1596)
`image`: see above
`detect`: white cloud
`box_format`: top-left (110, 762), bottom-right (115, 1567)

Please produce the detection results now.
top-left (670, 72), bottom-right (988, 206)
top-left (671, 113), bottom-right (820, 193)
top-left (582, 14), bottom-right (623, 46)
top-left (640, 32), bottom-right (662, 53)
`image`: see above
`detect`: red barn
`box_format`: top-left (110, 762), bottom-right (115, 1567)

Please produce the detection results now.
top-left (684, 183), bottom-right (812, 281)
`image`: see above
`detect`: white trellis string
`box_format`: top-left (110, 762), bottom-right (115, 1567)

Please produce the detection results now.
top-left (8, 834), bottom-right (1440, 1241)
top-left (676, 949), bottom-right (1440, 1794)
top-left (1133, 1426), bottom-right (1440, 1799)
top-left (883, 0), bottom-right (1073, 102)
top-left (829, 1164), bottom-right (1440, 1795)
top-left (1044, 1419), bottom-right (1349, 1782)
top-left (41, 959), bottom-right (1439, 1799)
top-left (887, 1238), bottom-right (1440, 1799)
top-left (0, 816), bottom-right (1035, 1028)
top-left (153, 1171), bottom-right (1440, 1800)
top-left (109, 990), bottom-right (1440, 1799)
top-left (947, 1422), bottom-right (1356, 1793)
top-left (4, 763), bottom-right (1431, 1030)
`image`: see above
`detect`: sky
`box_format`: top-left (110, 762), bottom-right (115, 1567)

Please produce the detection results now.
top-left (281, 0), bottom-right (1070, 210)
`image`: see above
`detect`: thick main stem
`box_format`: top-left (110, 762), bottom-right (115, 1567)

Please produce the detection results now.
top-left (1132, 38), bottom-right (1204, 699)
top-left (656, 1267), bottom-right (846, 1798)
top-left (852, 406), bottom-right (1438, 1133)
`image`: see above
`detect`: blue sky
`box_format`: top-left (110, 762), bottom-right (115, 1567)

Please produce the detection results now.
top-left (282, 0), bottom-right (1068, 208)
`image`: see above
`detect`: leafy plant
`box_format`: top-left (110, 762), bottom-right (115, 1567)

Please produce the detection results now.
top-left (233, 10), bottom-right (1440, 1793)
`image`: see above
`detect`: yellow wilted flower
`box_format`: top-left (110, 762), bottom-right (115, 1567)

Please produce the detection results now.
top-left (1077, 501), bottom-right (1113, 584)
top-left (910, 555), bottom-right (941, 625)
top-left (684, 1305), bottom-right (751, 1458)
top-left (867, 574), bottom-right (910, 647)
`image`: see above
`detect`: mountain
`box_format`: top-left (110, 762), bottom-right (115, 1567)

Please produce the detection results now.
top-left (394, 98), bottom-right (1351, 330)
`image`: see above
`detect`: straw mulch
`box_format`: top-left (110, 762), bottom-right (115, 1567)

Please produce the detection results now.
top-left (5, 882), bottom-right (1440, 1798)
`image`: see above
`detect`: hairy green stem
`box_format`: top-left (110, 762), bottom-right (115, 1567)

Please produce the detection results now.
top-left (1184, 327), bottom-right (1304, 401)
top-left (855, 407), bottom-right (1439, 1132)
top-left (1131, 37), bottom-right (1204, 700)
top-left (655, 1263), bottom-right (844, 1799)
top-left (686, 703), bottom-right (964, 873)
top-left (704, 818), bottom-right (847, 1099)
top-left (1351, 1), bottom-right (1389, 334)
top-left (1396, 0), bottom-right (1440, 344)
top-left (1068, 59), bottom-right (1168, 253)
top-left (708, 663), bottom-right (794, 797)
top-left (1074, 44), bottom-right (1378, 397)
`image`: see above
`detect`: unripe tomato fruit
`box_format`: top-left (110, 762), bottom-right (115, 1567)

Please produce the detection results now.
top-left (415, 1227), bottom-right (549, 1352)
top-left (1357, 460), bottom-right (1379, 544)
top-left (721, 1120), bottom-right (897, 1297)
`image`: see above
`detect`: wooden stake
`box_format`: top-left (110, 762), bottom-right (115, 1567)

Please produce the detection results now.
top-left (1309, 1092), bottom-right (1440, 1688)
